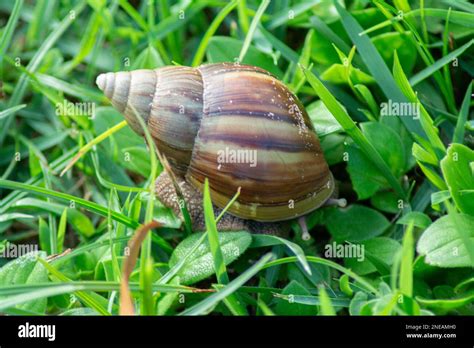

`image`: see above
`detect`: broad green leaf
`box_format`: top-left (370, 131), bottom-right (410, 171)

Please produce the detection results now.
top-left (0, 252), bottom-right (48, 313)
top-left (417, 214), bottom-right (474, 268)
top-left (321, 64), bottom-right (375, 85)
top-left (397, 212), bottom-right (432, 229)
top-left (344, 237), bottom-right (401, 275)
top-left (179, 253), bottom-right (273, 315)
top-left (274, 280), bottom-right (318, 316)
top-left (370, 191), bottom-right (400, 214)
top-left (132, 45), bottom-right (164, 69)
top-left (440, 144), bottom-right (474, 215)
top-left (325, 205), bottom-right (390, 242)
top-left (169, 232), bottom-right (252, 285)
top-left (345, 121), bottom-right (406, 199)
top-left (372, 31), bottom-right (417, 73)
top-left (349, 291), bottom-right (368, 315)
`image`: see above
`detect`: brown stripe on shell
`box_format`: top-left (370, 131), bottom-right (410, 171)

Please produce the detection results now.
top-left (187, 63), bottom-right (333, 221)
top-left (197, 68), bottom-right (315, 131)
top-left (109, 71), bottom-right (131, 114)
top-left (147, 66), bottom-right (204, 174)
top-left (122, 69), bottom-right (156, 135)
top-left (188, 141), bottom-right (330, 203)
top-left (195, 115), bottom-right (322, 153)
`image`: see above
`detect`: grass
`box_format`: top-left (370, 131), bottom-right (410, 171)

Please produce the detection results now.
top-left (0, 0), bottom-right (473, 317)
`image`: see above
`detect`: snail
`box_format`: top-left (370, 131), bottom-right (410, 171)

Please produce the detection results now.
top-left (96, 63), bottom-right (345, 236)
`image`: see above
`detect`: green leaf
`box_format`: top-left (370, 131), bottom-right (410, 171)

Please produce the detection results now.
top-left (325, 205), bottom-right (390, 242)
top-left (57, 208), bottom-right (68, 254)
top-left (397, 212), bottom-right (432, 229)
top-left (0, 179), bottom-right (141, 231)
top-left (318, 286), bottom-right (336, 315)
top-left (274, 280), bottom-right (318, 316)
top-left (339, 274), bottom-right (353, 297)
top-left (349, 291), bottom-right (369, 315)
top-left (345, 237), bottom-right (401, 275)
top-left (409, 39), bottom-right (474, 86)
top-left (321, 64), bottom-right (375, 85)
top-left (453, 82), bottom-right (472, 144)
top-left (307, 100), bottom-right (343, 136)
top-left (392, 52), bottom-right (446, 157)
top-left (416, 293), bottom-right (474, 311)
top-left (334, 1), bottom-right (425, 138)
top-left (169, 231), bottom-right (252, 285)
top-left (417, 214), bottom-right (474, 268)
top-left (0, 252), bottom-right (48, 313)
top-left (132, 45), bottom-right (164, 69)
top-left (191, 0), bottom-right (239, 67)
top-left (304, 69), bottom-right (407, 199)
top-left (0, 104), bottom-right (26, 120)
top-left (400, 223), bottom-right (415, 297)
top-left (440, 144), bottom-right (474, 215)
top-left (372, 31), bottom-right (417, 74)
top-left (370, 191), bottom-right (400, 214)
top-left (13, 198), bottom-right (95, 238)
top-left (431, 190), bottom-right (451, 206)
top-left (203, 179), bottom-right (230, 285)
top-left (179, 253), bottom-right (273, 315)
top-left (250, 234), bottom-right (311, 275)
top-left (238, 0), bottom-right (270, 62)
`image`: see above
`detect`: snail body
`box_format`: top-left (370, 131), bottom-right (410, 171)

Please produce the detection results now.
top-left (96, 63), bottom-right (335, 229)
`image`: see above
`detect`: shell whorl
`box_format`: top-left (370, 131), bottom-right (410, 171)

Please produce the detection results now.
top-left (96, 66), bottom-right (204, 174)
top-left (97, 63), bottom-right (334, 222)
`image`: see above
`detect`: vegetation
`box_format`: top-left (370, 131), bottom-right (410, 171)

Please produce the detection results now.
top-left (0, 0), bottom-right (473, 316)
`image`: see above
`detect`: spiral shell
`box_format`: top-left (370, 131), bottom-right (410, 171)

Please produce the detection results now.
top-left (96, 63), bottom-right (334, 222)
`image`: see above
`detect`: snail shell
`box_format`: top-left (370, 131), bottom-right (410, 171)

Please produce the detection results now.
top-left (96, 63), bottom-right (334, 222)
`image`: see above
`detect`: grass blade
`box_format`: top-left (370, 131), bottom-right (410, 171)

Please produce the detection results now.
top-left (0, 0), bottom-right (23, 57)
top-left (334, 1), bottom-right (425, 138)
top-left (238, 0), bottom-right (270, 62)
top-left (409, 39), bottom-right (474, 86)
top-left (179, 253), bottom-right (273, 315)
top-left (318, 286), bottom-right (336, 315)
top-left (453, 82), bottom-right (472, 144)
top-left (399, 223), bottom-right (414, 297)
top-left (0, 104), bottom-right (26, 120)
top-left (304, 69), bottom-right (407, 199)
top-left (1, 1), bottom-right (87, 145)
top-left (191, 0), bottom-right (239, 67)
top-left (261, 256), bottom-right (379, 295)
top-left (250, 234), bottom-right (312, 275)
top-left (203, 179), bottom-right (247, 315)
top-left (0, 179), bottom-right (141, 230)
